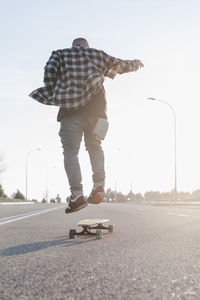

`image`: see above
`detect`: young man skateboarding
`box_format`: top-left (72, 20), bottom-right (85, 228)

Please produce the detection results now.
top-left (29, 38), bottom-right (144, 213)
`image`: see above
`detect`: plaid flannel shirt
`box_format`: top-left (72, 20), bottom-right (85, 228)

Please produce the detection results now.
top-left (29, 46), bottom-right (140, 110)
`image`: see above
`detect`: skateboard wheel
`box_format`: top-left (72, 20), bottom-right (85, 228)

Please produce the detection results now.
top-left (96, 229), bottom-right (103, 239)
top-left (108, 225), bottom-right (114, 233)
top-left (69, 229), bottom-right (76, 239)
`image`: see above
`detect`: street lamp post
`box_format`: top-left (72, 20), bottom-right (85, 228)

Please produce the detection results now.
top-left (130, 177), bottom-right (133, 201)
top-left (45, 165), bottom-right (56, 203)
top-left (147, 97), bottom-right (177, 195)
top-left (26, 148), bottom-right (41, 201)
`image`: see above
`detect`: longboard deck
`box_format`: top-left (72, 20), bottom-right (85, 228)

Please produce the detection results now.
top-left (69, 218), bottom-right (113, 239)
top-left (78, 219), bottom-right (109, 226)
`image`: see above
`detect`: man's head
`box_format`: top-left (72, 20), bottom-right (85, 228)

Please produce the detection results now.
top-left (72, 38), bottom-right (89, 48)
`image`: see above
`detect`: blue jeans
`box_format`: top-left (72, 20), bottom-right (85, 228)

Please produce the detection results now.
top-left (59, 112), bottom-right (105, 197)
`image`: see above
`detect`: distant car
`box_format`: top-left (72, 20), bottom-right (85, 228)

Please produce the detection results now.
top-left (50, 199), bottom-right (56, 203)
top-left (31, 199), bottom-right (38, 203)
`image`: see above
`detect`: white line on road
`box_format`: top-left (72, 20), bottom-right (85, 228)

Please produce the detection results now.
top-left (0, 206), bottom-right (66, 226)
top-left (168, 212), bottom-right (190, 217)
top-left (168, 212), bottom-right (200, 219)
top-left (0, 202), bottom-right (34, 205)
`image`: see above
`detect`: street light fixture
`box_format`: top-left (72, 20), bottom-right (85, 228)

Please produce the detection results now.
top-left (147, 97), bottom-right (177, 195)
top-left (26, 148), bottom-right (41, 201)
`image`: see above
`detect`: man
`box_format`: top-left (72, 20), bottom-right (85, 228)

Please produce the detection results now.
top-left (29, 37), bottom-right (144, 213)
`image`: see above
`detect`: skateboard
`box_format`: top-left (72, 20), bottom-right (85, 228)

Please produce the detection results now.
top-left (69, 219), bottom-right (114, 239)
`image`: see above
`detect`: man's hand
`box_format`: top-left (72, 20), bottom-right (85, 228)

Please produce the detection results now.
top-left (133, 59), bottom-right (144, 70)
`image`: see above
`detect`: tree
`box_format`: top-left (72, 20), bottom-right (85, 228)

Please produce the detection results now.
top-left (117, 192), bottom-right (127, 202)
top-left (176, 191), bottom-right (191, 201)
top-left (160, 192), bottom-right (171, 201)
top-left (0, 154), bottom-right (6, 181)
top-left (13, 189), bottom-right (25, 200)
top-left (127, 190), bottom-right (135, 201)
top-left (0, 184), bottom-right (7, 198)
top-left (0, 155), bottom-right (6, 198)
top-left (134, 193), bottom-right (144, 202)
top-left (41, 198), bottom-right (47, 203)
top-left (144, 191), bottom-right (160, 201)
top-left (192, 190), bottom-right (200, 201)
top-left (42, 189), bottom-right (49, 202)
top-left (56, 194), bottom-right (61, 203)
top-left (105, 188), bottom-right (115, 202)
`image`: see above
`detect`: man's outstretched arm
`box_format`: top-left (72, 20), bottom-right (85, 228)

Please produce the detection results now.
top-left (102, 51), bottom-right (144, 79)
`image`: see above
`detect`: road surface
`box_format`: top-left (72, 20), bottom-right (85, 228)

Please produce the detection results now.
top-left (1, 202), bottom-right (200, 299)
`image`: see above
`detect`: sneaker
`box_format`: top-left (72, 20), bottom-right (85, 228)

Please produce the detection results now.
top-left (87, 185), bottom-right (105, 204)
top-left (65, 195), bottom-right (88, 214)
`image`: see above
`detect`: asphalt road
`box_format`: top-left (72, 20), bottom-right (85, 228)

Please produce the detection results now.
top-left (1, 202), bottom-right (200, 299)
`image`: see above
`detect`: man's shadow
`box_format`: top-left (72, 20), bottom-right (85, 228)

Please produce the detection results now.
top-left (0, 236), bottom-right (95, 257)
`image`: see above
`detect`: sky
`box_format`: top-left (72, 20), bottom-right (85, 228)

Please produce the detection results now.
top-left (1, 0), bottom-right (200, 201)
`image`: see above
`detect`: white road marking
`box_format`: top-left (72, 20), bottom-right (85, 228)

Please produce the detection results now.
top-left (0, 202), bottom-right (34, 205)
top-left (168, 212), bottom-right (190, 217)
top-left (167, 212), bottom-right (200, 219)
top-left (0, 206), bottom-right (66, 226)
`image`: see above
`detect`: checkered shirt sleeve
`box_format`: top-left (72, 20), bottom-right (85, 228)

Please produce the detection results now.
top-left (101, 51), bottom-right (140, 79)
top-left (43, 51), bottom-right (60, 87)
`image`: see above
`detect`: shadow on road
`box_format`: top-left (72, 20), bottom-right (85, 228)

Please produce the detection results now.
top-left (0, 236), bottom-right (95, 257)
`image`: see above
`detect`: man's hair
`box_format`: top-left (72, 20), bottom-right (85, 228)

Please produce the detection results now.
top-left (72, 38), bottom-right (89, 48)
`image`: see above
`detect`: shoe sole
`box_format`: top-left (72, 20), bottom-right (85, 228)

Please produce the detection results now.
top-left (65, 202), bottom-right (88, 214)
top-left (89, 192), bottom-right (105, 204)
